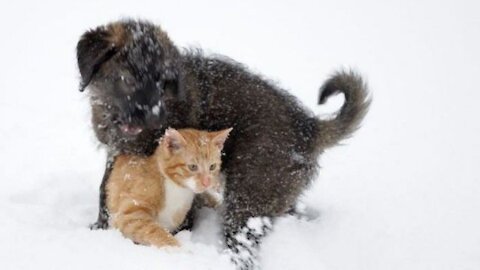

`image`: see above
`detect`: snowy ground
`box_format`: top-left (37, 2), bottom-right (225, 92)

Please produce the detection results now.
top-left (1, 0), bottom-right (479, 269)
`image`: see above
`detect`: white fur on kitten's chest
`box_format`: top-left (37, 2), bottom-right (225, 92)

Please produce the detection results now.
top-left (157, 178), bottom-right (195, 232)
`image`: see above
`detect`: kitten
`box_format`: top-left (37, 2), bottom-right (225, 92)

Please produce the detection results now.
top-left (106, 128), bottom-right (232, 247)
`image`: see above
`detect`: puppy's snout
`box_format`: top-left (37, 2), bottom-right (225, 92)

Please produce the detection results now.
top-left (120, 124), bottom-right (143, 136)
top-left (145, 104), bottom-right (166, 128)
top-left (117, 109), bottom-right (145, 136)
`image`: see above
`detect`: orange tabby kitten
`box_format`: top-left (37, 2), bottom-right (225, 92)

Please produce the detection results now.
top-left (106, 128), bottom-right (232, 248)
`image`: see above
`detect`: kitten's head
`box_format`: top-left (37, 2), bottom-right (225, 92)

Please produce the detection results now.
top-left (156, 128), bottom-right (232, 193)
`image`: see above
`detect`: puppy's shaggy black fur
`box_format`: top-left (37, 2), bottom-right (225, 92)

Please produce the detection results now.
top-left (77, 19), bottom-right (370, 269)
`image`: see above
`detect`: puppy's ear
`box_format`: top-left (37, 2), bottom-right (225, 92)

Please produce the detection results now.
top-left (76, 24), bottom-right (125, 92)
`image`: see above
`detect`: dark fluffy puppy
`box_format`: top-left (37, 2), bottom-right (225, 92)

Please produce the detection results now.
top-left (77, 19), bottom-right (370, 269)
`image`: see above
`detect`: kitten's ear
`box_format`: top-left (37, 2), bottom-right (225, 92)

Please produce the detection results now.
top-left (163, 128), bottom-right (187, 152)
top-left (211, 128), bottom-right (233, 149)
top-left (76, 23), bottom-right (126, 92)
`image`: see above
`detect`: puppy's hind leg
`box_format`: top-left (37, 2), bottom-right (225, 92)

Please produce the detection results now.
top-left (222, 145), bottom-right (312, 269)
top-left (224, 208), bottom-right (272, 270)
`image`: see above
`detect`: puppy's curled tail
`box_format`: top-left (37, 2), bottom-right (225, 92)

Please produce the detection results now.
top-left (315, 70), bottom-right (371, 149)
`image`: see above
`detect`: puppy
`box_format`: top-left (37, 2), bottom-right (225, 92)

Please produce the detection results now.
top-left (77, 19), bottom-right (370, 269)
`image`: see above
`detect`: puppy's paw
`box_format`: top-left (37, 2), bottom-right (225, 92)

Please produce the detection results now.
top-left (89, 220), bottom-right (109, 230)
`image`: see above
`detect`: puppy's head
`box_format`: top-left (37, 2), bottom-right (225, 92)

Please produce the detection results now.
top-left (77, 19), bottom-right (181, 136)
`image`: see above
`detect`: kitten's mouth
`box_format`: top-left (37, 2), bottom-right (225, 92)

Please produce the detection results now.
top-left (194, 187), bottom-right (208, 194)
top-left (120, 124), bottom-right (143, 136)
top-left (190, 185), bottom-right (209, 194)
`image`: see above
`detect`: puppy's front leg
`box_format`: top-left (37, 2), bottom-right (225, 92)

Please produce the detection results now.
top-left (90, 152), bottom-right (116, 230)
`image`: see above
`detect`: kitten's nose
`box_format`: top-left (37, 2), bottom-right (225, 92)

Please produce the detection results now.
top-left (201, 177), bottom-right (211, 188)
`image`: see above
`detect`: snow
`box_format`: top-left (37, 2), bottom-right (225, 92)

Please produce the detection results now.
top-left (1, 0), bottom-right (479, 269)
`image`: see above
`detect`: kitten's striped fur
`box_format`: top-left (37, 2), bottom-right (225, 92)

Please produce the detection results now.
top-left (106, 128), bottom-right (231, 248)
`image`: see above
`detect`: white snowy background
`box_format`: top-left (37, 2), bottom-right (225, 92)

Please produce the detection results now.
top-left (0, 0), bottom-right (479, 269)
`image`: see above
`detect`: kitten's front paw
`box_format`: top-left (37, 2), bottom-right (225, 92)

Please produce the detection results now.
top-left (208, 190), bottom-right (224, 207)
top-left (201, 189), bottom-right (224, 208)
top-left (152, 236), bottom-right (180, 249)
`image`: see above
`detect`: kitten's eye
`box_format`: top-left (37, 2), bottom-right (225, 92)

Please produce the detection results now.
top-left (188, 164), bottom-right (198, 171)
top-left (210, 164), bottom-right (216, 171)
